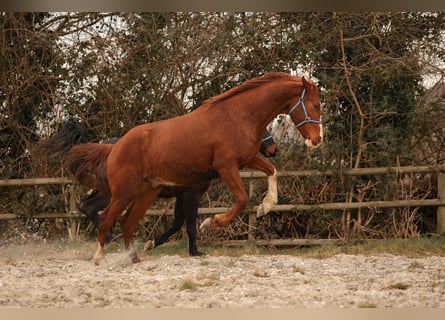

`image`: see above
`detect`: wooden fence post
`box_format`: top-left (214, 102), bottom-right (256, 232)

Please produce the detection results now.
top-left (67, 183), bottom-right (79, 240)
top-left (248, 180), bottom-right (256, 240)
top-left (437, 173), bottom-right (445, 235)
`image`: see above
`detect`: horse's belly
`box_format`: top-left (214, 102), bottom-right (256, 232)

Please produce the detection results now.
top-left (145, 166), bottom-right (218, 188)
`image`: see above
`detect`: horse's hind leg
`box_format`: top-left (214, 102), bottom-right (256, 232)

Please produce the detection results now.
top-left (79, 191), bottom-right (113, 242)
top-left (120, 187), bottom-right (162, 263)
top-left (183, 185), bottom-right (208, 256)
top-left (79, 191), bottom-right (110, 227)
top-left (144, 184), bottom-right (207, 256)
top-left (144, 195), bottom-right (185, 252)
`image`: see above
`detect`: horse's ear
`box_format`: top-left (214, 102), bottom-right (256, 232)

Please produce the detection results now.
top-left (302, 76), bottom-right (312, 89)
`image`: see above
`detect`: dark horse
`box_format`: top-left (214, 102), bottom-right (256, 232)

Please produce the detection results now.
top-left (39, 118), bottom-right (277, 256)
top-left (67, 72), bottom-right (323, 264)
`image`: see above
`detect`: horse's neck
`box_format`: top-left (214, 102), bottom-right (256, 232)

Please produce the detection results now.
top-left (235, 81), bottom-right (301, 130)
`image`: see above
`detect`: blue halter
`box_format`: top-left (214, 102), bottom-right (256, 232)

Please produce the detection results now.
top-left (288, 89), bottom-right (322, 128)
top-left (262, 130), bottom-right (273, 142)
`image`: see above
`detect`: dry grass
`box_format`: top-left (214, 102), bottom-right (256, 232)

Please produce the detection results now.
top-left (282, 236), bottom-right (445, 259)
top-left (1, 236), bottom-right (444, 264)
top-left (252, 270), bottom-right (269, 278)
top-left (178, 278), bottom-right (199, 291)
top-left (358, 301), bottom-right (378, 308)
top-left (0, 239), bottom-right (95, 263)
top-left (387, 282), bottom-right (410, 290)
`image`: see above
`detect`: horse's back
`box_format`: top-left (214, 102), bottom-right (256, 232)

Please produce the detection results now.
top-left (105, 104), bottom-right (259, 187)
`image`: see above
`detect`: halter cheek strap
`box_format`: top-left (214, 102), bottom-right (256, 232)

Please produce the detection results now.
top-left (262, 131), bottom-right (273, 142)
top-left (288, 88), bottom-right (322, 128)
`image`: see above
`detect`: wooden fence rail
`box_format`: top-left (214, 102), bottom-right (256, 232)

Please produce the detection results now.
top-left (1, 165), bottom-right (445, 240)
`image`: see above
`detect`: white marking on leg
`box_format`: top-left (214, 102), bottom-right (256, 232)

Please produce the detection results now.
top-left (144, 240), bottom-right (155, 251)
top-left (127, 242), bottom-right (136, 258)
top-left (199, 217), bottom-right (212, 231)
top-left (257, 168), bottom-right (278, 217)
top-left (267, 168), bottom-right (278, 206)
top-left (127, 242), bottom-right (141, 263)
top-left (93, 241), bottom-right (105, 266)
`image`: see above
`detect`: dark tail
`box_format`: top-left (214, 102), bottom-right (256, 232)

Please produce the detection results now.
top-left (66, 143), bottom-right (113, 193)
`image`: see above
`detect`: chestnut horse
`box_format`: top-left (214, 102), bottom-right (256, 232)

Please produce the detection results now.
top-left (81, 129), bottom-right (277, 256)
top-left (67, 72), bottom-right (323, 265)
top-left (39, 117), bottom-right (277, 256)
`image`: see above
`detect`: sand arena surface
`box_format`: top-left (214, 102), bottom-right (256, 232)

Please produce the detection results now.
top-left (0, 240), bottom-right (444, 308)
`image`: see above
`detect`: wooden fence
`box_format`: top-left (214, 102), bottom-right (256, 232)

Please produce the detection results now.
top-left (1, 165), bottom-right (445, 242)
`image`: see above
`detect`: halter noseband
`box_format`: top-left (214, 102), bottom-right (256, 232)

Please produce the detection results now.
top-left (288, 88), bottom-right (322, 128)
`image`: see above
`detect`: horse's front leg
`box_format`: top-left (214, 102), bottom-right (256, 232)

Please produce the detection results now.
top-left (200, 166), bottom-right (248, 230)
top-left (245, 156), bottom-right (277, 218)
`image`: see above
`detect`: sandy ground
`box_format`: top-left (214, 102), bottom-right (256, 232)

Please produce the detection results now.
top-left (0, 240), bottom-right (444, 308)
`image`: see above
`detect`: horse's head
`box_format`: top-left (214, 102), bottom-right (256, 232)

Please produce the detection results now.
top-left (259, 129), bottom-right (277, 157)
top-left (37, 117), bottom-right (90, 156)
top-left (287, 77), bottom-right (323, 148)
top-left (64, 117), bottom-right (89, 145)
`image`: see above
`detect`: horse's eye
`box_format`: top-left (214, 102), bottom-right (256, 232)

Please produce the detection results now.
top-left (313, 104), bottom-right (320, 111)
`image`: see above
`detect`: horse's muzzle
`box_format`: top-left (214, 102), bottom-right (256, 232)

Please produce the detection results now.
top-left (265, 146), bottom-right (277, 157)
top-left (305, 136), bottom-right (322, 148)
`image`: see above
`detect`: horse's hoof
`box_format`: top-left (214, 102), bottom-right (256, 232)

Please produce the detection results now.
top-left (144, 240), bottom-right (155, 251)
top-left (257, 204), bottom-right (265, 218)
top-left (257, 201), bottom-right (275, 218)
top-left (131, 254), bottom-right (141, 264)
top-left (93, 255), bottom-right (106, 266)
top-left (199, 217), bottom-right (212, 231)
top-left (190, 250), bottom-right (206, 257)
top-left (93, 249), bottom-right (106, 266)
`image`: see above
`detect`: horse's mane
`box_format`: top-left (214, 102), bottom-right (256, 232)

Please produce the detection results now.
top-left (200, 72), bottom-right (299, 109)
top-left (37, 117), bottom-right (89, 157)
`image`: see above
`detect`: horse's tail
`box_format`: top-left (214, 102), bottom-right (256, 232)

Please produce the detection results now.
top-left (66, 143), bottom-right (113, 193)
